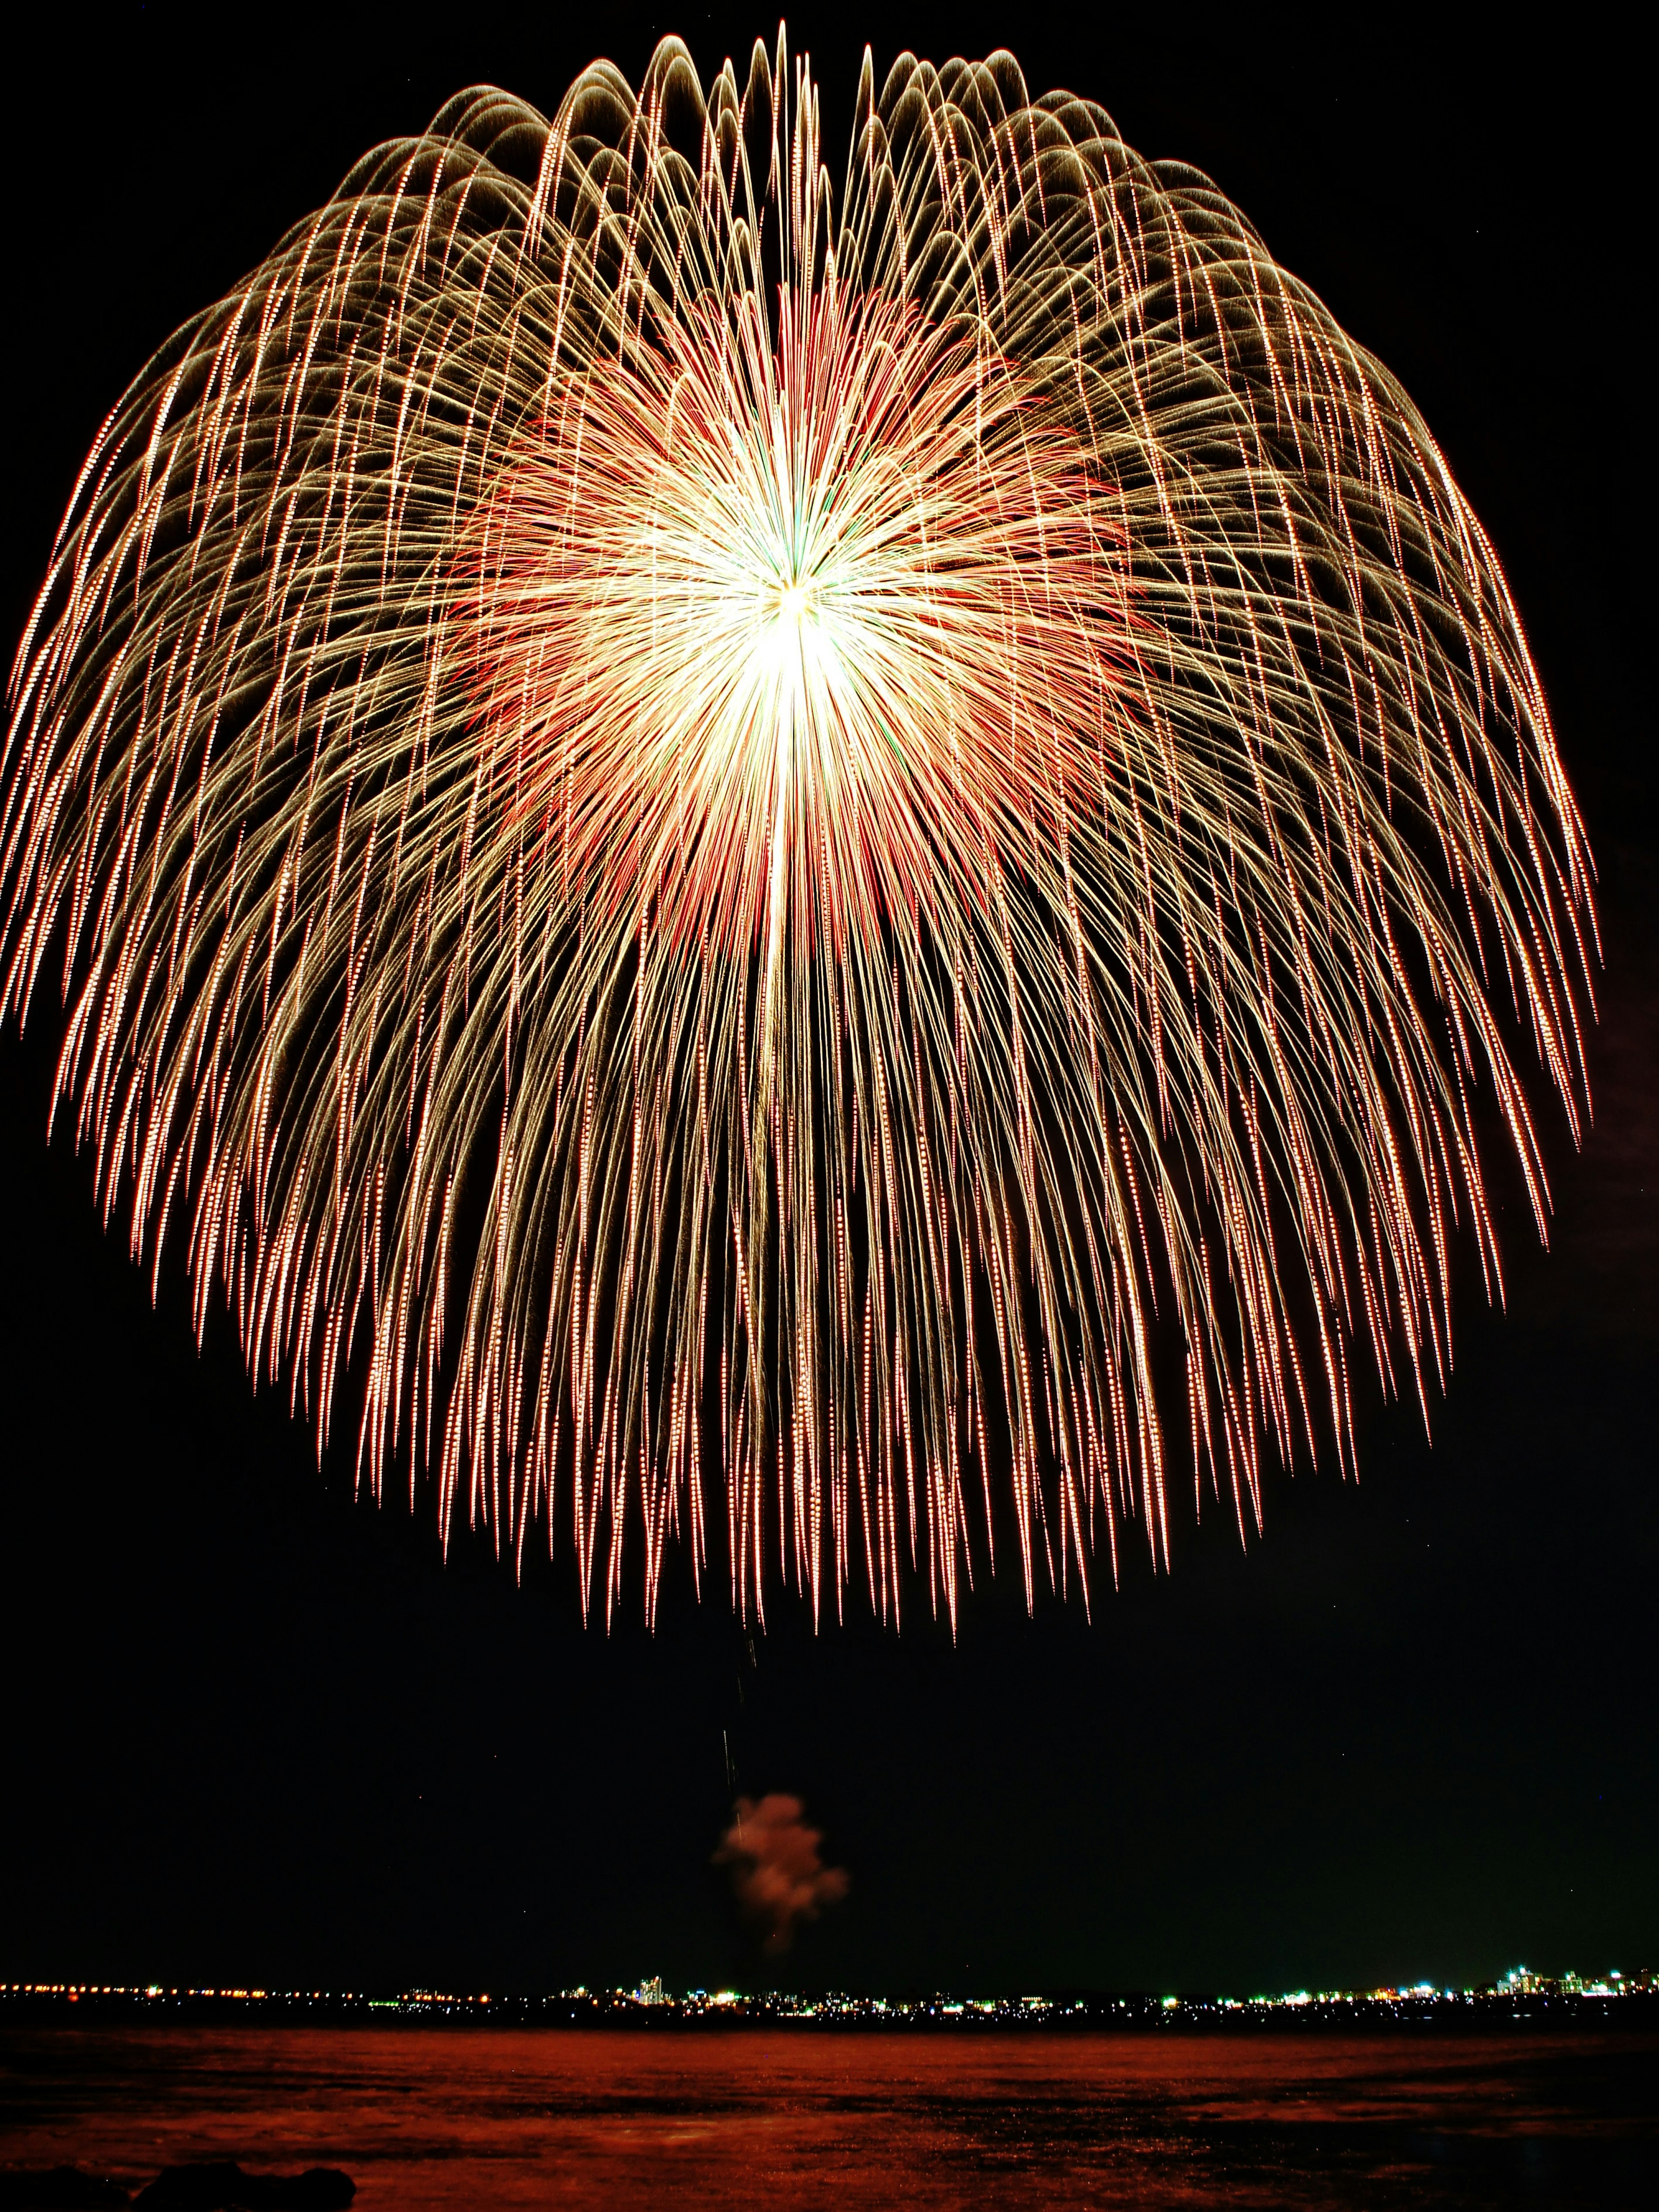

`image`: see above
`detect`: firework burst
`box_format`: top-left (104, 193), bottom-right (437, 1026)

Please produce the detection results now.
top-left (2, 34), bottom-right (1595, 1625)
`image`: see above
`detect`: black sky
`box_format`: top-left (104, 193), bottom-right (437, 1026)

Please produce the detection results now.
top-left (1, 2), bottom-right (1652, 2001)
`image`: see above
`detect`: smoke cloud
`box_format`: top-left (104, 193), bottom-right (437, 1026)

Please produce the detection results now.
top-left (714, 1793), bottom-right (849, 1952)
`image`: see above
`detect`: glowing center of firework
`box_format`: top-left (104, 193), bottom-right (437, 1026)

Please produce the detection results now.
top-left (753, 572), bottom-right (828, 684)
top-left (461, 291), bottom-right (1115, 953)
top-left (774, 578), bottom-right (814, 625)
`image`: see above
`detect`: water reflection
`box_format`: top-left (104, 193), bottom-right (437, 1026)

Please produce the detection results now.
top-left (2, 2026), bottom-right (1653, 2206)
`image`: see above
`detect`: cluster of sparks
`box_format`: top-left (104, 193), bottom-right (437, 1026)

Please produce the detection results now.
top-left (2, 34), bottom-right (1595, 1625)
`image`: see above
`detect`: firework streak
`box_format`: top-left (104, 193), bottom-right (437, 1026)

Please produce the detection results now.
top-left (2, 36), bottom-right (1596, 1624)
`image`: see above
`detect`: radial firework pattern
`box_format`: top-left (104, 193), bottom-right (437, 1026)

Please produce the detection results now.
top-left (2, 36), bottom-right (1595, 1624)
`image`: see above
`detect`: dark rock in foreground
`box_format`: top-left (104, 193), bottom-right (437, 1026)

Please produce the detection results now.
top-left (134, 2169), bottom-right (352, 2210)
top-left (0, 2176), bottom-right (129, 2209)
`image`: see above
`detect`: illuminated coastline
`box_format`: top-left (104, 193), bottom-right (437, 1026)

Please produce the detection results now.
top-left (4, 1968), bottom-right (1650, 2026)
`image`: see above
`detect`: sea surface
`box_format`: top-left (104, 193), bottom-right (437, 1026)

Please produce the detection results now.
top-left (1, 2024), bottom-right (1654, 2207)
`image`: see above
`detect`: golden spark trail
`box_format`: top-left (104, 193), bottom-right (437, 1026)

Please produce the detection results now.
top-left (2, 33), bottom-right (1595, 1626)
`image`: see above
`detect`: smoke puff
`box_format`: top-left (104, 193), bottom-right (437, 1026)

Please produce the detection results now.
top-left (714, 1794), bottom-right (849, 1952)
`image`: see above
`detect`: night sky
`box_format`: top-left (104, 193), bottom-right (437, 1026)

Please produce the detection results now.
top-left (2, 5), bottom-right (1652, 2002)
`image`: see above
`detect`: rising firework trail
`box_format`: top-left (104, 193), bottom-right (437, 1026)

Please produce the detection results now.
top-left (2, 34), bottom-right (1596, 1627)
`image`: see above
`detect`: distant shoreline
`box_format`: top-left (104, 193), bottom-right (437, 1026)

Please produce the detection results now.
top-left (3, 1989), bottom-right (1655, 2034)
